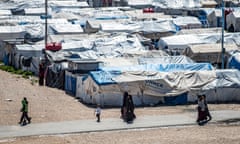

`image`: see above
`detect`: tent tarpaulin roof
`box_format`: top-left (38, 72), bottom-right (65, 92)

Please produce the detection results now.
top-left (0, 25), bottom-right (26, 40)
top-left (203, 69), bottom-right (240, 89)
top-left (138, 56), bottom-right (195, 64)
top-left (100, 63), bottom-right (213, 72)
top-left (152, 0), bottom-right (202, 8)
top-left (158, 32), bottom-right (240, 50)
top-left (183, 44), bottom-right (239, 63)
top-left (113, 70), bottom-right (216, 96)
top-left (50, 24), bottom-right (84, 34)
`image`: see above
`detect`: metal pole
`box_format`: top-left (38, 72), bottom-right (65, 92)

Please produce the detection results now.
top-left (45, 0), bottom-right (48, 48)
top-left (221, 0), bottom-right (225, 69)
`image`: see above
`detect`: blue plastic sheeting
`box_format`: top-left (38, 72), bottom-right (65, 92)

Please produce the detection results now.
top-left (71, 19), bottom-right (90, 27)
top-left (228, 53), bottom-right (240, 70)
top-left (100, 63), bottom-right (213, 72)
top-left (164, 92), bottom-right (188, 105)
top-left (65, 73), bottom-right (77, 96)
top-left (159, 63), bottom-right (213, 72)
top-left (3, 53), bottom-right (9, 65)
top-left (95, 15), bottom-right (129, 20)
top-left (18, 21), bottom-right (29, 25)
top-left (89, 71), bottom-right (121, 85)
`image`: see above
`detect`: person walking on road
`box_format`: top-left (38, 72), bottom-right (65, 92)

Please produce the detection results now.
top-left (203, 94), bottom-right (212, 121)
top-left (39, 63), bottom-right (45, 86)
top-left (95, 104), bottom-right (101, 122)
top-left (196, 94), bottom-right (211, 125)
top-left (19, 97), bottom-right (31, 125)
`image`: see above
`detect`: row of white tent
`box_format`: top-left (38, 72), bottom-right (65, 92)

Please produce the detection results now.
top-left (66, 67), bottom-right (240, 106)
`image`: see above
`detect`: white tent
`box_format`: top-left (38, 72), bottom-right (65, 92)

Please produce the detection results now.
top-left (50, 24), bottom-right (84, 34)
top-left (207, 9), bottom-right (222, 27)
top-left (183, 44), bottom-right (239, 64)
top-left (0, 26), bottom-right (26, 40)
top-left (158, 32), bottom-right (240, 55)
top-left (173, 16), bottom-right (202, 29)
top-left (152, 0), bottom-right (202, 8)
top-left (24, 8), bottom-right (46, 16)
top-left (199, 69), bottom-right (240, 102)
top-left (127, 0), bottom-right (153, 8)
top-left (49, 0), bottom-right (89, 8)
top-left (125, 9), bottom-right (171, 21)
top-left (14, 44), bottom-right (44, 74)
top-left (0, 10), bottom-right (12, 16)
top-left (77, 68), bottom-right (240, 106)
top-left (226, 11), bottom-right (240, 32)
top-left (77, 68), bottom-right (215, 106)
top-left (177, 27), bottom-right (222, 35)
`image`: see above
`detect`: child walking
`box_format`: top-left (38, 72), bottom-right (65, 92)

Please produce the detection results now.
top-left (95, 104), bottom-right (101, 122)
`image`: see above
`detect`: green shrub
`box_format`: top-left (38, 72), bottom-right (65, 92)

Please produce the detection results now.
top-left (0, 65), bottom-right (33, 79)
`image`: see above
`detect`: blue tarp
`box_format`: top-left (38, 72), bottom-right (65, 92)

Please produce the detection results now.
top-left (164, 92), bottom-right (188, 105)
top-left (95, 15), bottom-right (129, 20)
top-left (3, 53), bottom-right (9, 66)
top-left (65, 73), bottom-right (77, 96)
top-left (228, 52), bottom-right (240, 70)
top-left (89, 71), bottom-right (121, 85)
top-left (100, 63), bottom-right (213, 72)
top-left (92, 63), bottom-right (213, 85)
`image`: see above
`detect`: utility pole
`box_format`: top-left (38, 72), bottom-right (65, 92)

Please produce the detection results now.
top-left (45, 0), bottom-right (48, 49)
top-left (221, 0), bottom-right (225, 69)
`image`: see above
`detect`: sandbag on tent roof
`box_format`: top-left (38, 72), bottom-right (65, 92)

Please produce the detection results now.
top-left (100, 63), bottom-right (213, 72)
top-left (138, 55), bottom-right (195, 64)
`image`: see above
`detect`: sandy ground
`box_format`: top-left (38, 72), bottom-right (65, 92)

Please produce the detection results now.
top-left (1, 70), bottom-right (240, 143)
